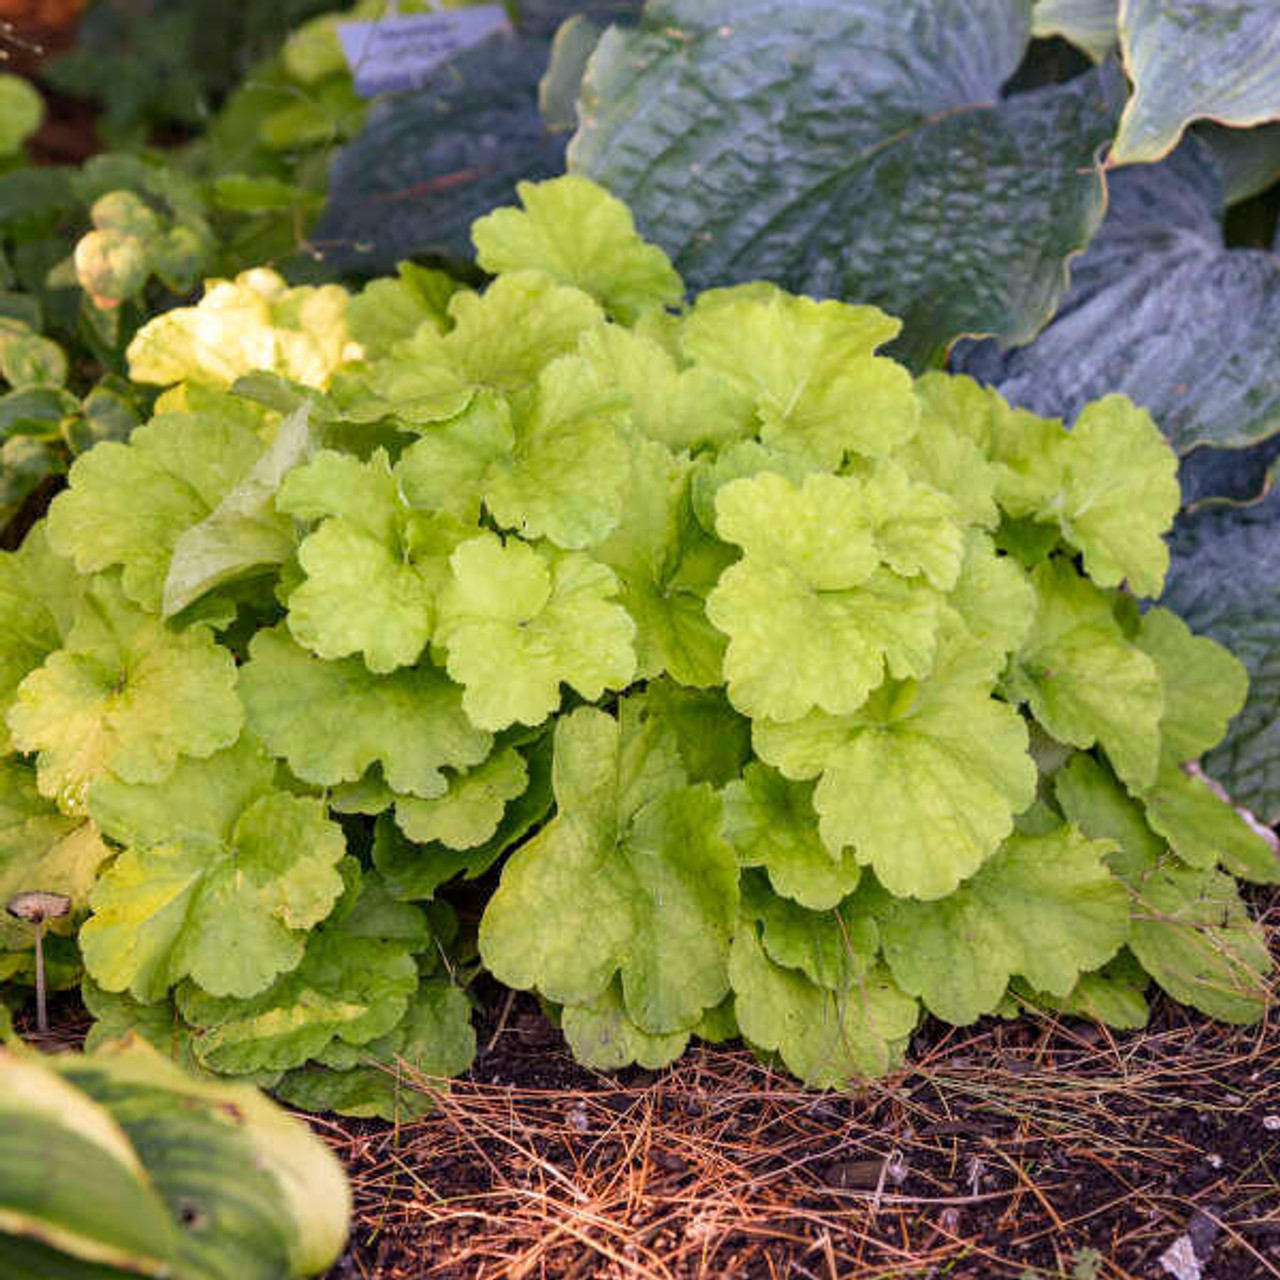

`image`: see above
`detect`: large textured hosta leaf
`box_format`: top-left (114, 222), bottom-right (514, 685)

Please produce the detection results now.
top-left (754, 633), bottom-right (1036, 900)
top-left (479, 703), bottom-right (738, 1033)
top-left (1112, 0), bottom-right (1280, 165)
top-left (8, 575), bottom-right (243, 815)
top-left (878, 825), bottom-right (1130, 1024)
top-left (955, 140), bottom-right (1280, 460)
top-left (1032, 0), bottom-right (1116, 60)
top-left (312, 34), bottom-right (565, 273)
top-left (81, 737), bottom-right (346, 1002)
top-left (436, 533), bottom-right (636, 730)
top-left (570, 0), bottom-right (1123, 366)
top-left (45, 409), bottom-right (266, 613)
top-left (1160, 487), bottom-right (1280, 821)
top-left (239, 626), bottom-right (491, 799)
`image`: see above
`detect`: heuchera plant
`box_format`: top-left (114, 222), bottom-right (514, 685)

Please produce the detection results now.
top-left (0, 176), bottom-right (1274, 1115)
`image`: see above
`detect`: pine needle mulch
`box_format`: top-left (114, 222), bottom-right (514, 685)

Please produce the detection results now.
top-left (320, 891), bottom-right (1280, 1280)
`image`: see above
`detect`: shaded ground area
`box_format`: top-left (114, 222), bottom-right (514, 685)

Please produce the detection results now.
top-left (319, 890), bottom-right (1279, 1280)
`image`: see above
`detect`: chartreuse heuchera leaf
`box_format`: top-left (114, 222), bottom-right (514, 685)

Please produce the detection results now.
top-left (0, 173), bottom-right (1272, 1101)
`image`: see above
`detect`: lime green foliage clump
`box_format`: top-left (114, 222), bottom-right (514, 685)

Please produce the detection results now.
top-left (0, 176), bottom-right (1273, 1104)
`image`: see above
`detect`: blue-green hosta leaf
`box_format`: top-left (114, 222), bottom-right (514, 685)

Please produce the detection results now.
top-left (8, 575), bottom-right (243, 816)
top-left (1004, 559), bottom-right (1162, 791)
top-left (312, 33), bottom-right (567, 273)
top-left (562, 979), bottom-right (690, 1071)
top-left (373, 732), bottom-right (555, 900)
top-left (707, 469), bottom-right (959, 720)
top-left (394, 746), bottom-right (529, 847)
top-left (728, 921), bottom-right (917, 1088)
top-left (680, 290), bottom-right (918, 467)
top-left (879, 824), bottom-right (1130, 1024)
top-left (721, 765), bottom-right (862, 911)
top-left (44, 410), bottom-right (266, 613)
top-left (0, 760), bottom-right (112, 951)
top-left (591, 438), bottom-right (730, 687)
top-left (81, 737), bottom-right (346, 1002)
top-left (571, 2), bottom-right (1123, 367)
top-left (1112, 0), bottom-right (1280, 165)
top-left (275, 980), bottom-right (476, 1121)
top-left (473, 175), bottom-right (683, 323)
top-left (955, 139), bottom-right (1280, 461)
top-left (1032, 0), bottom-right (1117, 60)
top-left (239, 626), bottom-right (491, 800)
top-left (1161, 487), bottom-right (1280, 821)
top-left (754, 634), bottom-right (1036, 900)
top-left (436, 533), bottom-right (636, 731)
top-left (0, 525), bottom-right (80, 756)
top-left (161, 406), bottom-right (316, 619)
top-left (479, 703), bottom-right (738, 1033)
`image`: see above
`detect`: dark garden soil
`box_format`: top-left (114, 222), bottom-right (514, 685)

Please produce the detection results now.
top-left (314, 885), bottom-right (1280, 1280)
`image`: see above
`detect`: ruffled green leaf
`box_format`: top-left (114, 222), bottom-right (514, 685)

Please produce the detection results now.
top-left (577, 323), bottom-right (755, 453)
top-left (1004, 558), bottom-right (1162, 790)
top-left (561, 979), bottom-right (690, 1071)
top-left (638, 681), bottom-right (751, 789)
top-left (479, 353), bottom-right (631, 549)
top-left (0, 525), bottom-right (80, 756)
top-left (740, 871), bottom-right (880, 989)
top-left (946, 532), bottom-right (1037, 658)
top-left (681, 291), bottom-right (917, 468)
top-left (879, 825), bottom-right (1130, 1024)
top-left (592, 438), bottom-right (730, 687)
top-left (721, 764), bottom-right (861, 911)
top-left (0, 760), bottom-right (111, 951)
top-left (278, 449), bottom-right (470, 672)
top-left (276, 980), bottom-right (476, 1120)
top-left (9, 575), bottom-right (243, 815)
top-left (728, 921), bottom-right (917, 1088)
top-left (394, 746), bottom-right (528, 848)
top-left (479, 703), bottom-right (737, 1033)
top-left (1140, 761), bottom-right (1280, 884)
top-left (1128, 864), bottom-right (1273, 1024)
top-left (239, 625), bottom-right (490, 799)
top-left (473, 175), bottom-right (683, 324)
top-left (161, 406), bottom-right (316, 618)
top-left (1135, 606), bottom-right (1248, 765)
top-left (708, 470), bottom-right (952, 721)
top-left (436, 533), bottom-right (636, 731)
top-left (373, 733), bottom-right (555, 900)
top-left (81, 738), bottom-right (346, 1002)
top-left (45, 410), bottom-right (266, 613)
top-left (1013, 949), bottom-right (1150, 1030)
top-left (755, 634), bottom-right (1036, 900)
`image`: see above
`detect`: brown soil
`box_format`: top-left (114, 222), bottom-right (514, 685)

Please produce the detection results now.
top-left (315, 888), bottom-right (1280, 1280)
